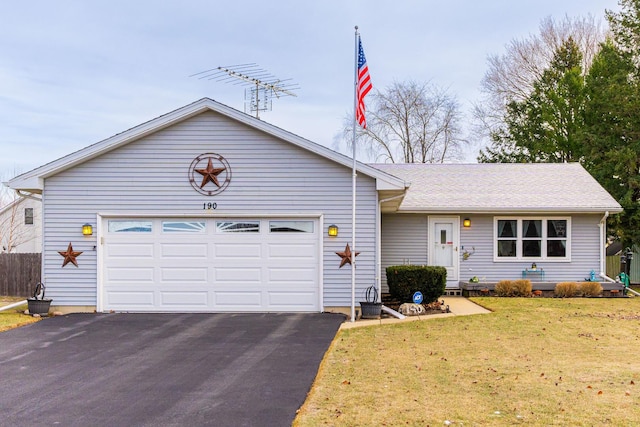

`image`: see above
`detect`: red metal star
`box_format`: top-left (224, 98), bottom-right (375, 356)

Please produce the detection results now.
top-left (195, 157), bottom-right (226, 189)
top-left (58, 242), bottom-right (83, 267)
top-left (336, 243), bottom-right (360, 268)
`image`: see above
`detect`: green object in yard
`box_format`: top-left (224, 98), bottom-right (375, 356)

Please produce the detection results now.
top-left (619, 272), bottom-right (630, 288)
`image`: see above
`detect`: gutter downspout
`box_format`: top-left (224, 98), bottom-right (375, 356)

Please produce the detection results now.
top-left (378, 192), bottom-right (407, 319)
top-left (0, 300), bottom-right (27, 312)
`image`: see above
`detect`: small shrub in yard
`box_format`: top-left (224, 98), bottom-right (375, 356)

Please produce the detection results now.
top-left (579, 281), bottom-right (603, 297)
top-left (512, 279), bottom-right (532, 296)
top-left (555, 282), bottom-right (580, 298)
top-left (495, 279), bottom-right (532, 297)
top-left (386, 265), bottom-right (447, 303)
top-left (494, 280), bottom-right (514, 297)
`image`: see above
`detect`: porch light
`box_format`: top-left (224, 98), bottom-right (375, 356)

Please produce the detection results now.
top-left (328, 224), bottom-right (339, 237)
top-left (82, 223), bottom-right (93, 236)
top-left (463, 218), bottom-right (471, 228)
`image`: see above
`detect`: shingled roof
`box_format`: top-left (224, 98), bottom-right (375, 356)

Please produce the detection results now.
top-left (370, 163), bottom-right (622, 214)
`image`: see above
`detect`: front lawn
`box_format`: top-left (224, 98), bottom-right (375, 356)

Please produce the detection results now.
top-left (0, 297), bottom-right (39, 332)
top-left (295, 297), bottom-right (640, 426)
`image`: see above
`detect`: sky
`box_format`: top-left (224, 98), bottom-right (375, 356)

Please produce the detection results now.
top-left (0, 0), bottom-right (622, 177)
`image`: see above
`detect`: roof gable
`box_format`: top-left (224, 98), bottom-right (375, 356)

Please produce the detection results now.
top-left (8, 98), bottom-right (405, 193)
top-left (371, 163), bottom-right (622, 213)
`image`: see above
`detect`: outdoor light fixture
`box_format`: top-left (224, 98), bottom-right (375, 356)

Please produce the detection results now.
top-left (463, 218), bottom-right (471, 228)
top-left (328, 224), bottom-right (339, 237)
top-left (82, 223), bottom-right (93, 236)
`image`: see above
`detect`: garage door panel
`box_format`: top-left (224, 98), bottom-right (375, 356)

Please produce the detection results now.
top-left (160, 268), bottom-right (208, 282)
top-left (268, 267), bottom-right (316, 283)
top-left (268, 243), bottom-right (316, 259)
top-left (106, 267), bottom-right (155, 282)
top-left (161, 243), bottom-right (208, 258)
top-left (102, 217), bottom-right (319, 312)
top-left (106, 291), bottom-right (155, 306)
top-left (160, 291), bottom-right (208, 306)
top-left (268, 291), bottom-right (318, 308)
top-left (215, 243), bottom-right (262, 258)
top-left (215, 291), bottom-right (263, 308)
top-left (214, 267), bottom-right (261, 283)
top-left (107, 243), bottom-right (155, 258)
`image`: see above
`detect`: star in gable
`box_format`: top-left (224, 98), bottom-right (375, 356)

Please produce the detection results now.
top-left (195, 157), bottom-right (226, 189)
top-left (58, 242), bottom-right (83, 268)
top-left (336, 243), bottom-right (360, 268)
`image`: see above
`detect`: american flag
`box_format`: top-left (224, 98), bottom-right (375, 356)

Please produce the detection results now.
top-left (356, 36), bottom-right (372, 128)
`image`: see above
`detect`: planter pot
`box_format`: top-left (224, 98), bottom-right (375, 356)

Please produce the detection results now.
top-left (359, 302), bottom-right (382, 319)
top-left (27, 298), bottom-right (52, 316)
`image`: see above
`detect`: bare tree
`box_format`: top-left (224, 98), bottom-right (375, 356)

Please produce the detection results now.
top-left (1, 185), bottom-right (21, 252)
top-left (0, 173), bottom-right (34, 253)
top-left (337, 80), bottom-right (466, 163)
top-left (473, 14), bottom-right (607, 148)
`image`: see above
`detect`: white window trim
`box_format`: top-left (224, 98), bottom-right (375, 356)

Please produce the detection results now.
top-left (493, 216), bottom-right (571, 262)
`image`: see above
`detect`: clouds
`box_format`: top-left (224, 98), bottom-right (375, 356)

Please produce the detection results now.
top-left (0, 0), bottom-right (619, 175)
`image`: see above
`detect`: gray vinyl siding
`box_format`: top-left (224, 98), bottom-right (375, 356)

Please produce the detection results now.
top-left (380, 214), bottom-right (428, 292)
top-left (381, 213), bottom-right (603, 292)
top-left (459, 214), bottom-right (601, 283)
top-left (42, 110), bottom-right (377, 308)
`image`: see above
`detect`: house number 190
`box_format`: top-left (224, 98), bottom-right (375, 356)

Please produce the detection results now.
top-left (203, 202), bottom-right (218, 210)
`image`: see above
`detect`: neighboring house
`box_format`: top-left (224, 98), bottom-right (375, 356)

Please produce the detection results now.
top-left (7, 98), bottom-right (622, 314)
top-left (0, 196), bottom-right (42, 253)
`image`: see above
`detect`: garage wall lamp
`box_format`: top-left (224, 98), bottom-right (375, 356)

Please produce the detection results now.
top-left (82, 223), bottom-right (93, 236)
top-left (328, 224), bottom-right (339, 237)
top-left (463, 218), bottom-right (471, 228)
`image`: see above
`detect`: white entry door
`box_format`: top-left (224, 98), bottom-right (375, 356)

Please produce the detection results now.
top-left (428, 216), bottom-right (459, 283)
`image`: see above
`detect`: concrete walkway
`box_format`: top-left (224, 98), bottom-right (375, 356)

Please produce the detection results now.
top-left (340, 297), bottom-right (491, 329)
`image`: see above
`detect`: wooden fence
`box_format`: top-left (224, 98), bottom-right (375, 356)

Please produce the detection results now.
top-left (0, 253), bottom-right (41, 297)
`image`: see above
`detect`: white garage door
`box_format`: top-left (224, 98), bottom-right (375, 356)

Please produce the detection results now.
top-left (101, 218), bottom-right (320, 312)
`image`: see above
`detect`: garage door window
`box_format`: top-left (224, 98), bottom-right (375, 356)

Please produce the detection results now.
top-left (162, 221), bottom-right (206, 233)
top-left (108, 220), bottom-right (153, 233)
top-left (216, 221), bottom-right (260, 233)
top-left (269, 221), bottom-right (314, 233)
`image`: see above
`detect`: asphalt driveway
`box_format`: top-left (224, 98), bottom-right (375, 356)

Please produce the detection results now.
top-left (0, 312), bottom-right (345, 426)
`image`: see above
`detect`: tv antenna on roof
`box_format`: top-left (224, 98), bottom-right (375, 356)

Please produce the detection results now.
top-left (191, 64), bottom-right (299, 119)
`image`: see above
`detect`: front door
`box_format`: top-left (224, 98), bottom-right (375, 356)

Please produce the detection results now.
top-left (428, 216), bottom-right (459, 283)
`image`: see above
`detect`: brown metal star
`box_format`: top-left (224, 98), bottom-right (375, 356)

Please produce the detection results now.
top-left (195, 157), bottom-right (226, 189)
top-left (336, 243), bottom-right (360, 268)
top-left (58, 242), bottom-right (82, 267)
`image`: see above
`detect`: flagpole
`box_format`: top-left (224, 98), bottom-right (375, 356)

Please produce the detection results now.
top-left (351, 26), bottom-right (359, 322)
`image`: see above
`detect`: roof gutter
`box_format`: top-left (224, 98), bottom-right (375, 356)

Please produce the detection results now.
top-left (396, 207), bottom-right (624, 214)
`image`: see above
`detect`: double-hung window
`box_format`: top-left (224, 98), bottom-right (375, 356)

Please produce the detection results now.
top-left (24, 208), bottom-right (34, 225)
top-left (495, 217), bottom-right (570, 261)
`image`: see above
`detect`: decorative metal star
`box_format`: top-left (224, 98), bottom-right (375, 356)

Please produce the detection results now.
top-left (336, 243), bottom-right (360, 268)
top-left (58, 242), bottom-right (83, 268)
top-left (195, 157), bottom-right (226, 189)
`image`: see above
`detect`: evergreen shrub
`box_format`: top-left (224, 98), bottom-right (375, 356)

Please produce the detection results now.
top-left (385, 265), bottom-right (447, 304)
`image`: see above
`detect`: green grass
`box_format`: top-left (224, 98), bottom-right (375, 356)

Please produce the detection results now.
top-left (295, 297), bottom-right (640, 426)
